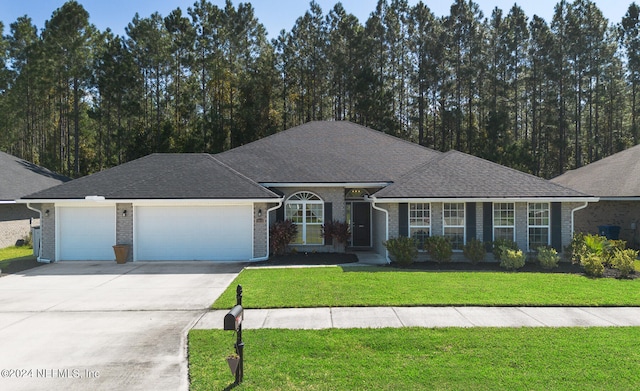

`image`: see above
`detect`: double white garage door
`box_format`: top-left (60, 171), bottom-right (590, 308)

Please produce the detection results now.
top-left (57, 205), bottom-right (253, 261)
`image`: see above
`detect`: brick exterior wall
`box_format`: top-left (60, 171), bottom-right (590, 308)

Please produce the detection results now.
top-left (253, 202), bottom-right (269, 259)
top-left (40, 203), bottom-right (55, 261)
top-left (574, 200), bottom-right (640, 246)
top-left (115, 203), bottom-right (133, 262)
top-left (0, 204), bottom-right (39, 248)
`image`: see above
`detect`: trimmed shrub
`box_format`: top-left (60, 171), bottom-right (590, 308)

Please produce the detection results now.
top-left (492, 239), bottom-right (518, 262)
top-left (269, 220), bottom-right (298, 256)
top-left (463, 238), bottom-right (486, 264)
top-left (611, 249), bottom-right (638, 278)
top-left (426, 236), bottom-right (453, 263)
top-left (499, 248), bottom-right (526, 270)
top-left (537, 246), bottom-right (560, 270)
top-left (581, 253), bottom-right (605, 277)
top-left (384, 236), bottom-right (418, 266)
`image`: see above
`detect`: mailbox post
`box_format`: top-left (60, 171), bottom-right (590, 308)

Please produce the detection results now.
top-left (223, 285), bottom-right (244, 384)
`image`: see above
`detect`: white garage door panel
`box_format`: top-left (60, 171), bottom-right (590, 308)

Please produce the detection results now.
top-left (136, 206), bottom-right (253, 261)
top-left (58, 206), bottom-right (116, 261)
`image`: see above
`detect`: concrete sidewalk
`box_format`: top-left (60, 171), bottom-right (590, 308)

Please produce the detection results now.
top-left (194, 306), bottom-right (640, 329)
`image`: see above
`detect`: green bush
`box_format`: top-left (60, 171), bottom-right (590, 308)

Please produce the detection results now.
top-left (463, 238), bottom-right (486, 264)
top-left (537, 246), bottom-right (560, 270)
top-left (566, 232), bottom-right (588, 263)
top-left (610, 249), bottom-right (638, 278)
top-left (426, 236), bottom-right (453, 263)
top-left (384, 236), bottom-right (418, 266)
top-left (602, 240), bottom-right (627, 267)
top-left (493, 239), bottom-right (519, 261)
top-left (269, 220), bottom-right (298, 256)
top-left (581, 253), bottom-right (605, 277)
top-left (499, 248), bottom-right (526, 270)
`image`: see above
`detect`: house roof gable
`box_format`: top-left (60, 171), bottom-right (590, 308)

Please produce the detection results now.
top-left (22, 154), bottom-right (279, 200)
top-left (0, 151), bottom-right (69, 201)
top-left (373, 150), bottom-right (590, 199)
top-left (551, 144), bottom-right (640, 197)
top-left (216, 121), bottom-right (442, 183)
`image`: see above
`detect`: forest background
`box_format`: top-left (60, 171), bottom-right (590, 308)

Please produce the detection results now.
top-left (1, 0), bottom-right (640, 180)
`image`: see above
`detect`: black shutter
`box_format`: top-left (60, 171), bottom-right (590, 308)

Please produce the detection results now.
top-left (276, 205), bottom-right (284, 222)
top-left (399, 203), bottom-right (408, 237)
top-left (551, 202), bottom-right (562, 251)
top-left (324, 202), bottom-right (333, 245)
top-left (483, 202), bottom-right (493, 250)
top-left (466, 202), bottom-right (476, 241)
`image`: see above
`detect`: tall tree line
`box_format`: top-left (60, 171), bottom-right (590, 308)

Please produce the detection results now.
top-left (0, 0), bottom-right (639, 179)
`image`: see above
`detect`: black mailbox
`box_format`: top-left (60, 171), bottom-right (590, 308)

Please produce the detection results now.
top-left (224, 304), bottom-right (243, 331)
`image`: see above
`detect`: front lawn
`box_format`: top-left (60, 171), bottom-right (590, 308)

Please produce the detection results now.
top-left (212, 266), bottom-right (640, 308)
top-left (189, 327), bottom-right (640, 390)
top-left (0, 246), bottom-right (39, 274)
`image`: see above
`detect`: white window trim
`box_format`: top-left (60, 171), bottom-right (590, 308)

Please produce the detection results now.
top-left (442, 202), bottom-right (465, 251)
top-left (285, 191), bottom-right (324, 246)
top-left (493, 202), bottom-right (516, 242)
top-left (527, 202), bottom-right (550, 251)
top-left (409, 202), bottom-right (431, 251)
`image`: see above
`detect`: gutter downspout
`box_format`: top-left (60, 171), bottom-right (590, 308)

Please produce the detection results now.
top-left (26, 203), bottom-right (50, 263)
top-left (571, 202), bottom-right (590, 237)
top-left (368, 196), bottom-right (390, 264)
top-left (250, 198), bottom-right (284, 262)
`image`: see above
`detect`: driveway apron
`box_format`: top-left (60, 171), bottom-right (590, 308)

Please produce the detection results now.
top-left (0, 261), bottom-right (243, 391)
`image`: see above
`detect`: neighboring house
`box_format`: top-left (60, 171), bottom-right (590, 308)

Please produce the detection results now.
top-left (0, 151), bottom-right (69, 249)
top-left (552, 144), bottom-right (640, 247)
top-left (21, 121), bottom-right (595, 262)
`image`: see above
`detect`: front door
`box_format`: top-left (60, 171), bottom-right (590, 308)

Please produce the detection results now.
top-left (352, 202), bottom-right (371, 247)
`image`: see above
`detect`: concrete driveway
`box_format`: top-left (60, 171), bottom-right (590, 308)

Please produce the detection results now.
top-left (0, 261), bottom-right (243, 391)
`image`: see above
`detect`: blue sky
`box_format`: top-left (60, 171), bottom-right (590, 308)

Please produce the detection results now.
top-left (0, 0), bottom-right (633, 40)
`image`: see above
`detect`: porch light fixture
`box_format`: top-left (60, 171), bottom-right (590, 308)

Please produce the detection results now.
top-left (45, 209), bottom-right (49, 217)
top-left (258, 208), bottom-right (262, 217)
top-left (122, 210), bottom-right (127, 217)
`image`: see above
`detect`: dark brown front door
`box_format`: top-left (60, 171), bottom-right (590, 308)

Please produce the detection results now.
top-left (352, 202), bottom-right (371, 247)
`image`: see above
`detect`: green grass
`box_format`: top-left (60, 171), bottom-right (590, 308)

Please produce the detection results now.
top-left (212, 266), bottom-right (640, 308)
top-left (0, 246), bottom-right (38, 274)
top-left (189, 327), bottom-right (640, 390)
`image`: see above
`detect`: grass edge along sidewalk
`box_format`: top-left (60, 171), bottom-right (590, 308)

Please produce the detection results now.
top-left (0, 246), bottom-right (39, 275)
top-left (212, 266), bottom-right (640, 308)
top-left (189, 327), bottom-right (640, 391)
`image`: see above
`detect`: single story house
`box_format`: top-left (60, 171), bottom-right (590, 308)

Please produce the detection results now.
top-left (0, 151), bottom-right (68, 249)
top-left (21, 121), bottom-right (595, 262)
top-left (552, 144), bottom-right (640, 247)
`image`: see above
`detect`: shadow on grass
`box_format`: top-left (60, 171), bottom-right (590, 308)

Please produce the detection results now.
top-left (0, 256), bottom-right (42, 275)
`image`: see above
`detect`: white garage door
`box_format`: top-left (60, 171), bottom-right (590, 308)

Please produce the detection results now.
top-left (57, 206), bottom-right (116, 261)
top-left (135, 205), bottom-right (253, 261)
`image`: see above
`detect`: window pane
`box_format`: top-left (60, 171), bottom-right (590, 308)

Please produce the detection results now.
top-left (444, 203), bottom-right (464, 226)
top-left (410, 203), bottom-right (430, 226)
top-left (306, 204), bottom-right (323, 224)
top-left (285, 204), bottom-right (303, 223)
top-left (410, 228), bottom-right (430, 251)
top-left (444, 227), bottom-right (464, 251)
top-left (305, 224), bottom-right (323, 244)
top-left (494, 203), bottom-right (514, 226)
top-left (528, 203), bottom-right (549, 226)
top-left (529, 227), bottom-right (549, 250)
top-left (494, 227), bottom-right (514, 242)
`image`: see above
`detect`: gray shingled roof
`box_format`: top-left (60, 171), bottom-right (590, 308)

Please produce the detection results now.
top-left (216, 121), bottom-right (442, 183)
top-left (374, 150), bottom-right (590, 199)
top-left (551, 144), bottom-right (640, 197)
top-left (23, 154), bottom-right (279, 200)
top-left (0, 151), bottom-right (69, 201)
